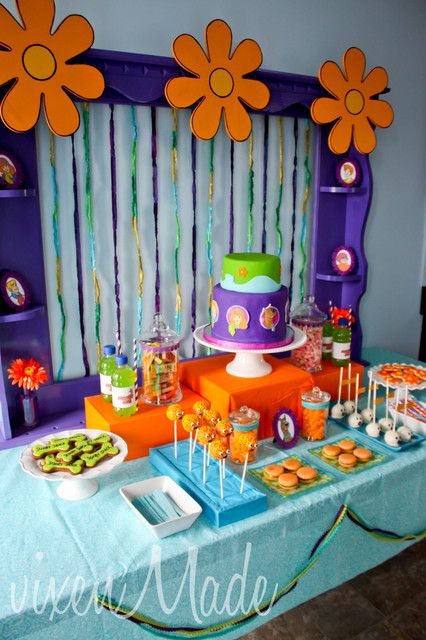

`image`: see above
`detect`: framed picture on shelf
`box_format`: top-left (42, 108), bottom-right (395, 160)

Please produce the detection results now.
top-left (331, 246), bottom-right (356, 276)
top-left (273, 408), bottom-right (300, 449)
top-left (336, 157), bottom-right (361, 188)
top-left (0, 151), bottom-right (24, 189)
top-left (0, 270), bottom-right (31, 312)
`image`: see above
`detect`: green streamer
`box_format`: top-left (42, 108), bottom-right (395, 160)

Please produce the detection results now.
top-left (247, 133), bottom-right (254, 252)
top-left (131, 106), bottom-right (144, 355)
top-left (49, 134), bottom-right (66, 381)
top-left (299, 120), bottom-right (311, 301)
top-left (171, 109), bottom-right (182, 335)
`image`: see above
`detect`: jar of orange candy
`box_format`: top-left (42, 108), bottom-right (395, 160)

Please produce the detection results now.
top-left (301, 387), bottom-right (330, 441)
top-left (229, 406), bottom-right (260, 464)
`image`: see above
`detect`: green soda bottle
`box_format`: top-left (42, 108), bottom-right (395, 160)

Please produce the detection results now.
top-left (99, 344), bottom-right (116, 402)
top-left (322, 320), bottom-right (333, 360)
top-left (332, 318), bottom-right (351, 366)
top-left (111, 355), bottom-right (137, 416)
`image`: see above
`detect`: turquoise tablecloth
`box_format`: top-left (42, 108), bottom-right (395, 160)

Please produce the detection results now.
top-left (1, 348), bottom-right (425, 640)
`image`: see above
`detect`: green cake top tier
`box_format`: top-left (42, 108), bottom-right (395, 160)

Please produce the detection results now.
top-left (221, 253), bottom-right (281, 293)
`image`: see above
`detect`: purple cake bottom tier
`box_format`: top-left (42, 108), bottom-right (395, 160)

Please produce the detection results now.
top-left (211, 284), bottom-right (288, 344)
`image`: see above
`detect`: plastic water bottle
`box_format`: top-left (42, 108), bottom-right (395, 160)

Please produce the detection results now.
top-left (111, 355), bottom-right (137, 416)
top-left (99, 344), bottom-right (116, 402)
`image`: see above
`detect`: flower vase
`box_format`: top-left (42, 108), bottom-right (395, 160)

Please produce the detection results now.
top-left (17, 389), bottom-right (39, 428)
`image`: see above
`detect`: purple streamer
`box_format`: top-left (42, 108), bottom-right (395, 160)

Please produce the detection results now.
top-left (261, 115), bottom-right (269, 253)
top-left (191, 135), bottom-right (197, 358)
top-left (71, 135), bottom-right (90, 377)
top-left (109, 105), bottom-right (121, 343)
top-left (151, 107), bottom-right (160, 313)
top-left (287, 118), bottom-right (299, 319)
top-left (229, 140), bottom-right (234, 253)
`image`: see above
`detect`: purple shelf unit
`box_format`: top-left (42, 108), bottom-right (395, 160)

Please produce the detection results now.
top-left (0, 48), bottom-right (380, 447)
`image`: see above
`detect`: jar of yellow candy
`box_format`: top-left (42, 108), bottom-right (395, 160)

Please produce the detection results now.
top-left (229, 406), bottom-right (260, 464)
top-left (301, 387), bottom-right (330, 441)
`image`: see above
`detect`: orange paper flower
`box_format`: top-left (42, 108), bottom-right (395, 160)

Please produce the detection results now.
top-left (311, 47), bottom-right (393, 154)
top-left (165, 19), bottom-right (270, 141)
top-left (0, 0), bottom-right (105, 136)
top-left (8, 358), bottom-right (48, 391)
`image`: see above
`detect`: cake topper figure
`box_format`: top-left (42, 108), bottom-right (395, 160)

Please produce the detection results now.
top-left (260, 304), bottom-right (280, 331)
top-left (226, 305), bottom-right (249, 337)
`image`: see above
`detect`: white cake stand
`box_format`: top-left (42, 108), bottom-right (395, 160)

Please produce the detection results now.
top-left (20, 429), bottom-right (128, 501)
top-left (193, 324), bottom-right (307, 378)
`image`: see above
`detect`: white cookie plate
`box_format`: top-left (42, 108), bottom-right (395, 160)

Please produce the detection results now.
top-left (369, 363), bottom-right (426, 391)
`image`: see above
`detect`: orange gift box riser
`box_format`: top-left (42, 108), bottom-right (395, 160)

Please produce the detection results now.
top-left (85, 384), bottom-right (205, 461)
top-left (311, 360), bottom-right (364, 402)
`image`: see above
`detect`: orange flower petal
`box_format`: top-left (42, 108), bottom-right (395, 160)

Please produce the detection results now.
top-left (362, 66), bottom-right (388, 97)
top-left (165, 76), bottom-right (204, 109)
top-left (366, 98), bottom-right (393, 128)
top-left (224, 98), bottom-right (252, 142)
top-left (328, 118), bottom-right (353, 155)
top-left (318, 60), bottom-right (347, 98)
top-left (353, 116), bottom-right (377, 154)
top-left (61, 64), bottom-right (105, 100)
top-left (190, 96), bottom-right (222, 140)
top-left (16, 0), bottom-right (55, 34)
top-left (0, 78), bottom-right (41, 132)
top-left (0, 5), bottom-right (24, 48)
top-left (343, 47), bottom-right (366, 84)
top-left (205, 19), bottom-right (232, 65)
top-left (42, 86), bottom-right (80, 136)
top-left (52, 15), bottom-right (94, 61)
top-left (311, 96), bottom-right (343, 124)
top-left (172, 33), bottom-right (209, 76)
top-left (238, 78), bottom-right (269, 110)
top-left (230, 39), bottom-right (262, 77)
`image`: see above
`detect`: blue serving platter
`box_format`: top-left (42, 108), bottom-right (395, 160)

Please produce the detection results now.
top-left (149, 441), bottom-right (267, 528)
top-left (330, 417), bottom-right (426, 453)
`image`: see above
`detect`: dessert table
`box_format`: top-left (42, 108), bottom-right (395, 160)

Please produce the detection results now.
top-left (0, 348), bottom-right (425, 640)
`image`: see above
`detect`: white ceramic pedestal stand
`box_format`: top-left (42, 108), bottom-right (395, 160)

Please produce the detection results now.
top-left (20, 429), bottom-right (128, 501)
top-left (193, 325), bottom-right (307, 378)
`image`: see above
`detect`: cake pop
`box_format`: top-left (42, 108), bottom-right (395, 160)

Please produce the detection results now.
top-left (203, 409), bottom-right (221, 427)
top-left (366, 381), bottom-right (380, 438)
top-left (397, 385), bottom-right (413, 442)
top-left (198, 425), bottom-right (216, 484)
top-left (379, 379), bottom-right (393, 432)
top-left (166, 403), bottom-right (185, 459)
top-left (182, 413), bottom-right (201, 471)
top-left (209, 440), bottom-right (229, 499)
top-left (193, 399), bottom-right (210, 416)
top-left (384, 387), bottom-right (401, 447)
top-left (361, 371), bottom-right (374, 423)
top-left (344, 363), bottom-right (356, 415)
top-left (331, 367), bottom-right (345, 419)
top-left (215, 420), bottom-right (234, 443)
top-left (348, 373), bottom-right (362, 427)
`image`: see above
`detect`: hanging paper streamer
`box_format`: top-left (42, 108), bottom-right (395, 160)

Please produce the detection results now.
top-left (261, 115), bottom-right (269, 252)
top-left (207, 138), bottom-right (214, 321)
top-left (49, 134), bottom-right (66, 381)
top-left (287, 118), bottom-right (299, 320)
top-left (109, 105), bottom-right (121, 348)
top-left (71, 135), bottom-right (90, 377)
top-left (130, 106), bottom-right (144, 350)
top-left (171, 109), bottom-right (182, 335)
top-left (151, 107), bottom-right (161, 314)
top-left (247, 133), bottom-right (254, 252)
top-left (191, 136), bottom-right (197, 358)
top-left (82, 103), bottom-right (102, 362)
top-left (275, 117), bottom-right (284, 257)
top-left (229, 140), bottom-right (234, 253)
top-left (299, 120), bottom-right (312, 301)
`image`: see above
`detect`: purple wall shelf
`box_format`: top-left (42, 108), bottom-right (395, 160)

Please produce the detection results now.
top-left (0, 47), bottom-right (380, 448)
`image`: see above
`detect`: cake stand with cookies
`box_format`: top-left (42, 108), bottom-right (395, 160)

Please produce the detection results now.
top-left (20, 429), bottom-right (128, 501)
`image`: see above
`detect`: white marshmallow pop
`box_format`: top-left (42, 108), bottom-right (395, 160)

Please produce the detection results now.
top-left (384, 387), bottom-right (402, 448)
top-left (331, 366), bottom-right (345, 419)
top-left (347, 373), bottom-right (362, 427)
top-left (366, 381), bottom-right (380, 438)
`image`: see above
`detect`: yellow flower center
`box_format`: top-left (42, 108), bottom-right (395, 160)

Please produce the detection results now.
top-left (209, 68), bottom-right (234, 98)
top-left (23, 45), bottom-right (56, 81)
top-left (345, 89), bottom-right (365, 115)
top-left (24, 367), bottom-right (35, 376)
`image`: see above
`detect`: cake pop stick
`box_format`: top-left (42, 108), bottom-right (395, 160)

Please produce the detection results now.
top-left (182, 414), bottom-right (201, 471)
top-left (198, 426), bottom-right (215, 485)
top-left (366, 381), bottom-right (380, 438)
top-left (209, 440), bottom-right (228, 499)
top-left (361, 371), bottom-right (374, 423)
top-left (348, 374), bottom-right (362, 427)
top-left (331, 367), bottom-right (345, 419)
top-left (344, 363), bottom-right (355, 414)
top-left (166, 403), bottom-right (185, 460)
top-left (397, 385), bottom-right (413, 442)
top-left (385, 387), bottom-right (402, 447)
top-left (379, 379), bottom-right (393, 432)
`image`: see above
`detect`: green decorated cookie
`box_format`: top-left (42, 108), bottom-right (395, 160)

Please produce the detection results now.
top-left (56, 440), bottom-right (95, 463)
top-left (88, 434), bottom-right (112, 446)
top-left (80, 443), bottom-right (119, 468)
top-left (41, 455), bottom-right (85, 475)
top-left (32, 441), bottom-right (71, 459)
top-left (48, 433), bottom-right (88, 447)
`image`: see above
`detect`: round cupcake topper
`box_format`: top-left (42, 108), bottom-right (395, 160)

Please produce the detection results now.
top-left (259, 304), bottom-right (280, 332)
top-left (336, 158), bottom-right (361, 187)
top-left (273, 408), bottom-right (300, 449)
top-left (226, 305), bottom-right (250, 337)
top-left (211, 299), bottom-right (219, 327)
top-left (0, 270), bottom-right (31, 312)
top-left (331, 246), bottom-right (356, 276)
top-left (0, 151), bottom-right (23, 189)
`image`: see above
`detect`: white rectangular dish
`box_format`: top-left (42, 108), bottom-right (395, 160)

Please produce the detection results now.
top-left (120, 476), bottom-right (202, 539)
top-left (389, 396), bottom-right (426, 437)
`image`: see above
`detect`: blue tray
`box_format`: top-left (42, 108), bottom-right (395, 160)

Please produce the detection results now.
top-left (149, 441), bottom-right (267, 528)
top-left (330, 417), bottom-right (426, 453)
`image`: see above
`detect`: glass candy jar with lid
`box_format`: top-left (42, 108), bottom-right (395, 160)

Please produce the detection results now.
top-left (291, 295), bottom-right (327, 373)
top-left (140, 313), bottom-right (182, 405)
top-left (229, 406), bottom-right (260, 464)
top-left (301, 386), bottom-right (331, 441)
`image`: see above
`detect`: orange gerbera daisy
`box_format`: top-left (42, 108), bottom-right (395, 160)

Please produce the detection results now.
top-left (0, 0), bottom-right (104, 136)
top-left (311, 47), bottom-right (393, 154)
top-left (8, 358), bottom-right (48, 391)
top-left (165, 19), bottom-right (270, 142)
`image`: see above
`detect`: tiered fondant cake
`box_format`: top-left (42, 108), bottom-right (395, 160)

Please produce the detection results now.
top-left (207, 253), bottom-right (289, 347)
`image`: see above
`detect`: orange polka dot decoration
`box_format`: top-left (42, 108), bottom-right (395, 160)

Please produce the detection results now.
top-left (165, 19), bottom-right (270, 142)
top-left (311, 47), bottom-right (393, 155)
top-left (0, 0), bottom-right (105, 136)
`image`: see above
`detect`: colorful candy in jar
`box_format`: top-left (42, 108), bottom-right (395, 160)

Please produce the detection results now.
top-left (229, 406), bottom-right (260, 464)
top-left (301, 386), bottom-right (331, 441)
top-left (290, 296), bottom-right (327, 373)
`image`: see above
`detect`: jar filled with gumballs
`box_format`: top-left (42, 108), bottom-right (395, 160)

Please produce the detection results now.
top-left (291, 296), bottom-right (327, 373)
